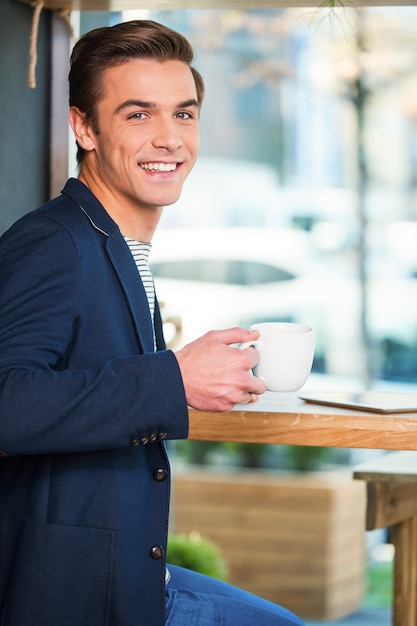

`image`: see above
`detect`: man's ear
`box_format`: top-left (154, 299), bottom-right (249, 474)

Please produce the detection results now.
top-left (68, 107), bottom-right (96, 153)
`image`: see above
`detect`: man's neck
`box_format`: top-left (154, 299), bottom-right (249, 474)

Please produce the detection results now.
top-left (78, 167), bottom-right (162, 242)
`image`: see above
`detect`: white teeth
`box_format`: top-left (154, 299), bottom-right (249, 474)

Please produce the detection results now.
top-left (140, 163), bottom-right (177, 172)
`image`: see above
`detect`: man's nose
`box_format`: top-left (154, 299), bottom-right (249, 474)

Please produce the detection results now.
top-left (152, 118), bottom-right (183, 151)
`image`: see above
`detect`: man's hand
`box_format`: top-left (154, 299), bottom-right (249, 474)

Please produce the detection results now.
top-left (175, 327), bottom-right (267, 412)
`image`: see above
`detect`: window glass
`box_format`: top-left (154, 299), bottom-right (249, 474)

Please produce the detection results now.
top-left (79, 7), bottom-right (417, 389)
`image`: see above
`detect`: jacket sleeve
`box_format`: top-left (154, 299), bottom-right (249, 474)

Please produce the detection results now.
top-left (0, 214), bottom-right (189, 457)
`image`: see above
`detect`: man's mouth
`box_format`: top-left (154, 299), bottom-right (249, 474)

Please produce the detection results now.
top-left (139, 162), bottom-right (178, 172)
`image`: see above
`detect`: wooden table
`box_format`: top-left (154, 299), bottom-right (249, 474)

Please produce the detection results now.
top-left (188, 392), bottom-right (417, 450)
top-left (188, 393), bottom-right (417, 625)
top-left (354, 452), bottom-right (417, 626)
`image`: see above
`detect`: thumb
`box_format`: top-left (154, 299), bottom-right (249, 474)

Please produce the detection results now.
top-left (211, 327), bottom-right (260, 346)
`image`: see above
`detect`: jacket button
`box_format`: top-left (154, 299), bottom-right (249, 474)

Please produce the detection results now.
top-left (150, 545), bottom-right (164, 560)
top-left (153, 468), bottom-right (168, 482)
top-left (130, 438), bottom-right (140, 447)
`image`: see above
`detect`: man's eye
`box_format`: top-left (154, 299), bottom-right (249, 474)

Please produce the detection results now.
top-left (175, 111), bottom-right (193, 120)
top-left (128, 112), bottom-right (147, 120)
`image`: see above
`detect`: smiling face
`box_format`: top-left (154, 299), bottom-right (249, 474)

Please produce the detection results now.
top-left (69, 59), bottom-right (200, 239)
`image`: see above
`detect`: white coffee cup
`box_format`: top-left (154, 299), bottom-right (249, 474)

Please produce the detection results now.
top-left (240, 322), bottom-right (315, 392)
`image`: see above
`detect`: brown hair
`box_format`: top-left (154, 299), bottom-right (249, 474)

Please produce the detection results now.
top-left (69, 19), bottom-right (205, 162)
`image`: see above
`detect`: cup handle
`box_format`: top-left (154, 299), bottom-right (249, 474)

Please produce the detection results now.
top-left (240, 340), bottom-right (259, 351)
top-left (240, 341), bottom-right (267, 387)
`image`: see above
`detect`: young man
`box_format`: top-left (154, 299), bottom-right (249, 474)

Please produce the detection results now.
top-left (0, 20), bottom-right (303, 626)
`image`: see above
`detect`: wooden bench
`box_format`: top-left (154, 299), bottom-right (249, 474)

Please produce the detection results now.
top-left (354, 451), bottom-right (417, 626)
top-left (173, 469), bottom-right (366, 620)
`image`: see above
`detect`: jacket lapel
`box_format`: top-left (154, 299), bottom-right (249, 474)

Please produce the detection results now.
top-left (105, 234), bottom-right (155, 354)
top-left (154, 300), bottom-right (166, 351)
top-left (62, 178), bottom-right (157, 354)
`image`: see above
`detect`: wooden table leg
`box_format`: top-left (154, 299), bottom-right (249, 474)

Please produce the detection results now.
top-left (354, 456), bottom-right (417, 626)
top-left (391, 516), bottom-right (417, 626)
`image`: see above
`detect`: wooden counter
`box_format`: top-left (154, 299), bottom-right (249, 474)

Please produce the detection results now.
top-left (188, 392), bottom-right (417, 450)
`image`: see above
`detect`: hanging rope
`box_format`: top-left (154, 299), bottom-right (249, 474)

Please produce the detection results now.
top-left (27, 2), bottom-right (74, 89)
top-left (55, 8), bottom-right (75, 39)
top-left (28, 0), bottom-right (44, 89)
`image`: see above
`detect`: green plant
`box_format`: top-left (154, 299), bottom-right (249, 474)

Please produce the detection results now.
top-left (223, 442), bottom-right (270, 468)
top-left (174, 439), bottom-right (332, 472)
top-left (174, 440), bottom-right (271, 469)
top-left (167, 532), bottom-right (229, 581)
top-left (283, 445), bottom-right (331, 472)
top-left (364, 560), bottom-right (393, 608)
top-left (304, 0), bottom-right (356, 38)
top-left (318, 0), bottom-right (353, 9)
top-left (174, 440), bottom-right (222, 465)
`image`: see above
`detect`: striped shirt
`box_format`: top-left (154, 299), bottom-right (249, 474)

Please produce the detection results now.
top-left (124, 237), bottom-right (155, 324)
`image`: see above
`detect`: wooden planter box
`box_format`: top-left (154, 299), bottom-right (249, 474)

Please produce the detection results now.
top-left (171, 469), bottom-right (366, 621)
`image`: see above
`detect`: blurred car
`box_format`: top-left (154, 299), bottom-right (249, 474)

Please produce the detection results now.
top-left (151, 227), bottom-right (417, 383)
top-left (152, 225), bottom-right (315, 344)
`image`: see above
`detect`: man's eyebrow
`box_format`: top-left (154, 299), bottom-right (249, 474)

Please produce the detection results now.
top-left (114, 98), bottom-right (200, 115)
top-left (178, 99), bottom-right (200, 109)
top-left (115, 100), bottom-right (155, 114)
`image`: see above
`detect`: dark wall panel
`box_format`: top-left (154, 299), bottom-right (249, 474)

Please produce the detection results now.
top-left (0, 0), bottom-right (51, 235)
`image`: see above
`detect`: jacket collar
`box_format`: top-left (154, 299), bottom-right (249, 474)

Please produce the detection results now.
top-left (61, 178), bottom-right (156, 354)
top-left (61, 177), bottom-right (119, 237)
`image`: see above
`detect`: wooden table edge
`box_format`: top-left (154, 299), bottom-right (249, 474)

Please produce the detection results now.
top-left (188, 406), bottom-right (417, 450)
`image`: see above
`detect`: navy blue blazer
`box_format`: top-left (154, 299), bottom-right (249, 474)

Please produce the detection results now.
top-left (0, 179), bottom-right (189, 626)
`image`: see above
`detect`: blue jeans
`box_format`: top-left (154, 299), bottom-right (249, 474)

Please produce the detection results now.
top-left (165, 565), bottom-right (304, 626)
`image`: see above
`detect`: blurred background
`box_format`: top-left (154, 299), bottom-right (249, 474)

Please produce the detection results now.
top-left (3, 4), bottom-right (417, 620)
top-left (76, 6), bottom-right (417, 394)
